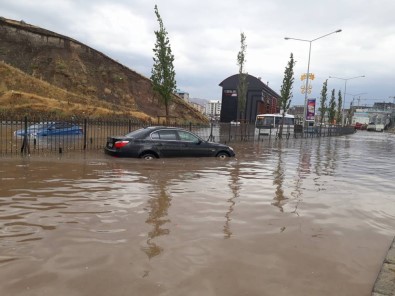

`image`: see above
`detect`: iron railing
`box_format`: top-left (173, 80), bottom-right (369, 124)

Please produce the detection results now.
top-left (0, 116), bottom-right (356, 155)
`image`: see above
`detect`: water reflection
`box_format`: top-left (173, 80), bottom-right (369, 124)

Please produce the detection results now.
top-left (300, 140), bottom-right (312, 177)
top-left (314, 138), bottom-right (323, 177)
top-left (142, 180), bottom-right (172, 259)
top-left (289, 140), bottom-right (308, 216)
top-left (224, 159), bottom-right (241, 239)
top-left (272, 142), bottom-right (287, 212)
top-left (323, 138), bottom-right (338, 175)
top-left (1, 133), bottom-right (395, 296)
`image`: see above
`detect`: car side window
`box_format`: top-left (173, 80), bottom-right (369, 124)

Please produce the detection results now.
top-left (151, 130), bottom-right (178, 140)
top-left (54, 123), bottom-right (71, 129)
top-left (178, 131), bottom-right (200, 143)
top-left (54, 123), bottom-right (61, 129)
top-left (150, 131), bottom-right (160, 139)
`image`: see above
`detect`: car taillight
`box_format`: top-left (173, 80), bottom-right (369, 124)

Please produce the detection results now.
top-left (114, 140), bottom-right (129, 149)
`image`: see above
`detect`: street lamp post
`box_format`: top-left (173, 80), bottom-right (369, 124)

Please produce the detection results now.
top-left (328, 75), bottom-right (365, 126)
top-left (285, 29), bottom-right (342, 128)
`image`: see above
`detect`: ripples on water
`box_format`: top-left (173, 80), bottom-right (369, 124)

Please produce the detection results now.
top-left (0, 131), bottom-right (395, 295)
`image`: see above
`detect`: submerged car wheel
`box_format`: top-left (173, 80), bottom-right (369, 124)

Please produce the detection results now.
top-left (141, 153), bottom-right (157, 160)
top-left (216, 152), bottom-right (230, 159)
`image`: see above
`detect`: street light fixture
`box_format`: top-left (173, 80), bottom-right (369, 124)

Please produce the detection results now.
top-left (328, 75), bottom-right (365, 126)
top-left (284, 29), bottom-right (342, 128)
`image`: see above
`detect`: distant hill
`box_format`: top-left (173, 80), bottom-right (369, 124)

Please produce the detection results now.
top-left (190, 98), bottom-right (209, 107)
top-left (0, 17), bottom-right (207, 123)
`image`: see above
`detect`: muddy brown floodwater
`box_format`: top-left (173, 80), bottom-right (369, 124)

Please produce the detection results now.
top-left (1, 131), bottom-right (395, 296)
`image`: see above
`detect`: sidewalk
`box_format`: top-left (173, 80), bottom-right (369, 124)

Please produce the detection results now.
top-left (372, 237), bottom-right (395, 295)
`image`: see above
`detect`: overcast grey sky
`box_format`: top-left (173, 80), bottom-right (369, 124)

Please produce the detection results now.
top-left (2, 0), bottom-right (395, 107)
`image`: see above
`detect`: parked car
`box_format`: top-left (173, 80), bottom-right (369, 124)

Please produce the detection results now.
top-left (104, 126), bottom-right (235, 159)
top-left (354, 122), bottom-right (363, 130)
top-left (15, 122), bottom-right (83, 137)
top-left (366, 122), bottom-right (384, 132)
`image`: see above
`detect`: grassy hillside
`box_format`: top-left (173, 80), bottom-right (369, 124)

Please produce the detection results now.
top-left (0, 17), bottom-right (208, 123)
top-left (0, 61), bottom-right (150, 120)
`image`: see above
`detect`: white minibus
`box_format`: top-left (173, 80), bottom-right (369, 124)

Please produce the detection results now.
top-left (255, 113), bottom-right (295, 136)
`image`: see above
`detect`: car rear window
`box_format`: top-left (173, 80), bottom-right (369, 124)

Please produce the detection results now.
top-left (124, 128), bottom-right (150, 138)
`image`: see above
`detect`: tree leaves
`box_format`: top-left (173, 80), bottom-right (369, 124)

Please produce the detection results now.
top-left (150, 5), bottom-right (177, 122)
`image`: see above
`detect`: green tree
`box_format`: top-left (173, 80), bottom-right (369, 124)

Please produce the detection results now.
top-left (237, 32), bottom-right (248, 121)
top-left (336, 90), bottom-right (343, 125)
top-left (328, 89), bottom-right (337, 124)
top-left (319, 79), bottom-right (328, 126)
top-left (278, 53), bottom-right (295, 138)
top-left (151, 5), bottom-right (176, 124)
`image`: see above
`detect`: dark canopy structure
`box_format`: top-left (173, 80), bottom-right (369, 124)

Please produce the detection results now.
top-left (219, 74), bottom-right (281, 123)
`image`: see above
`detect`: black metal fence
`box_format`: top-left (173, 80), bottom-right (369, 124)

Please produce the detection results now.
top-left (0, 116), bottom-right (356, 155)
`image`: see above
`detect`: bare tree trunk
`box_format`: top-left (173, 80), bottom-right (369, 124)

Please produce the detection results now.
top-left (278, 114), bottom-right (285, 138)
top-left (165, 103), bottom-right (169, 125)
top-left (239, 111), bottom-right (248, 141)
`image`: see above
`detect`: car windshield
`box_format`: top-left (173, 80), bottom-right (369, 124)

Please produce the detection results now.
top-left (27, 122), bottom-right (56, 129)
top-left (28, 124), bottom-right (46, 129)
top-left (28, 123), bottom-right (54, 130)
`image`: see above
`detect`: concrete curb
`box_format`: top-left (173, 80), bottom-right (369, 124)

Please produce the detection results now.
top-left (372, 237), bottom-right (395, 296)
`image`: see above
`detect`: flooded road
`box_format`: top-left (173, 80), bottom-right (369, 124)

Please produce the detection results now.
top-left (1, 131), bottom-right (395, 296)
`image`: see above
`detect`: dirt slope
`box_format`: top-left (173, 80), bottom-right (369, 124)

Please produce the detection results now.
top-left (0, 17), bottom-right (207, 123)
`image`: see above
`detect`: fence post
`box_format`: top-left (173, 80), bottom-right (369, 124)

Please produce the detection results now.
top-left (21, 116), bottom-right (30, 155)
top-left (207, 121), bottom-right (213, 141)
top-left (83, 118), bottom-right (87, 150)
top-left (228, 123), bottom-right (231, 143)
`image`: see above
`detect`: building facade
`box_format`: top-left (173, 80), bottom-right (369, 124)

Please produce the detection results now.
top-left (288, 105), bottom-right (304, 124)
top-left (219, 74), bottom-right (281, 123)
top-left (372, 102), bottom-right (395, 110)
top-left (205, 100), bottom-right (222, 120)
top-left (190, 102), bottom-right (205, 114)
top-left (176, 90), bottom-right (190, 102)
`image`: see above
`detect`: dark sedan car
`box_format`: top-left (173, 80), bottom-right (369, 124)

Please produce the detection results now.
top-left (104, 126), bottom-right (235, 159)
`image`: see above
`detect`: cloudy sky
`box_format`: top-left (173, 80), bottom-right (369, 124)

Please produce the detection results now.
top-left (2, 0), bottom-right (395, 107)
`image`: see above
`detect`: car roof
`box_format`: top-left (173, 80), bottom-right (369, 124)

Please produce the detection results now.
top-left (143, 126), bottom-right (185, 131)
top-left (124, 126), bottom-right (186, 137)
